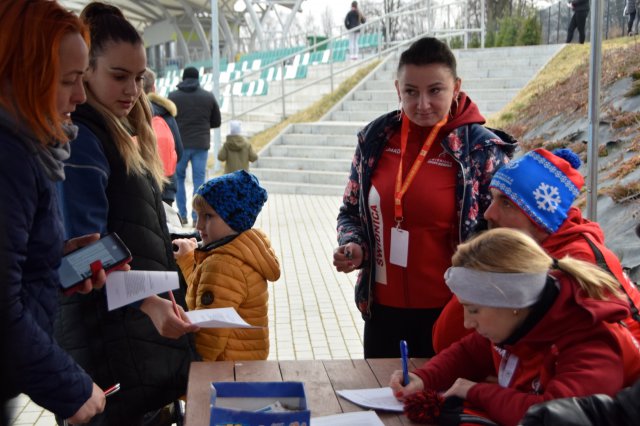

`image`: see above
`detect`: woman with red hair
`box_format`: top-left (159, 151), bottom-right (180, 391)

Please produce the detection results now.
top-left (0, 0), bottom-right (106, 424)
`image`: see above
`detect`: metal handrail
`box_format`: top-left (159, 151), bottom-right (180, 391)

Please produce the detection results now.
top-left (219, 0), bottom-right (484, 124)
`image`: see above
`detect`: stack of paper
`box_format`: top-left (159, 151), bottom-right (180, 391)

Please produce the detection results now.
top-left (311, 410), bottom-right (384, 425)
top-left (336, 387), bottom-right (404, 412)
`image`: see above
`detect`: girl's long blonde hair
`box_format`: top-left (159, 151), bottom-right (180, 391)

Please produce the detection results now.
top-left (84, 88), bottom-right (165, 189)
top-left (81, 2), bottom-right (165, 189)
top-left (453, 228), bottom-right (622, 301)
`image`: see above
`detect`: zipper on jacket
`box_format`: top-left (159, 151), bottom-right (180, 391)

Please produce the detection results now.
top-left (440, 142), bottom-right (466, 244)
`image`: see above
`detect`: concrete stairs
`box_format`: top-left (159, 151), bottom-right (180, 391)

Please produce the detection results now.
top-left (252, 44), bottom-right (564, 196)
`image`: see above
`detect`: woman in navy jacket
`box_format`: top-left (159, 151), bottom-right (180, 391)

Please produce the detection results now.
top-left (0, 1), bottom-right (106, 424)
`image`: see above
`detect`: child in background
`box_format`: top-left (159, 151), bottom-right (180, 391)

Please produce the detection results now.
top-left (172, 170), bottom-right (280, 361)
top-left (217, 120), bottom-right (258, 174)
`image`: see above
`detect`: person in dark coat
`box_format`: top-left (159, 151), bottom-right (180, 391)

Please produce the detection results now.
top-left (520, 378), bottom-right (640, 425)
top-left (56, 3), bottom-right (199, 425)
top-left (0, 1), bottom-right (109, 424)
top-left (566, 0), bottom-right (590, 44)
top-left (143, 68), bottom-right (184, 206)
top-left (168, 67), bottom-right (221, 224)
top-left (344, 1), bottom-right (366, 59)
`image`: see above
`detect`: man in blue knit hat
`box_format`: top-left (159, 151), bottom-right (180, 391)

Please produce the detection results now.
top-left (433, 148), bottom-right (640, 352)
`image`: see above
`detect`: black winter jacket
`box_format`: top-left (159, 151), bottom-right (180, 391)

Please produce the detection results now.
top-left (520, 378), bottom-right (640, 426)
top-left (56, 103), bottom-right (197, 425)
top-left (570, 0), bottom-right (590, 12)
top-left (168, 79), bottom-right (221, 150)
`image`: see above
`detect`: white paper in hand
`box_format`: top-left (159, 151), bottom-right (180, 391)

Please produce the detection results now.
top-left (185, 307), bottom-right (261, 328)
top-left (106, 270), bottom-right (179, 311)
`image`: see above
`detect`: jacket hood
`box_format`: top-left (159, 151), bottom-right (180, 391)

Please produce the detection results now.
top-left (196, 229), bottom-right (280, 282)
top-left (148, 93), bottom-right (177, 117)
top-left (224, 134), bottom-right (250, 151)
top-left (517, 273), bottom-right (630, 345)
top-left (176, 78), bottom-right (200, 92)
top-left (441, 91), bottom-right (485, 135)
top-left (542, 207), bottom-right (605, 257)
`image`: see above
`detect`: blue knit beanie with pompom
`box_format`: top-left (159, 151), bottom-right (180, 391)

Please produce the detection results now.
top-left (490, 148), bottom-right (584, 233)
top-left (196, 170), bottom-right (267, 233)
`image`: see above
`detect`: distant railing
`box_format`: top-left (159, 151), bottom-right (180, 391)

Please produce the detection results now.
top-left (220, 0), bottom-right (485, 123)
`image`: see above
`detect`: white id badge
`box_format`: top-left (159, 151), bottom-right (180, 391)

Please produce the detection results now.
top-left (390, 227), bottom-right (409, 267)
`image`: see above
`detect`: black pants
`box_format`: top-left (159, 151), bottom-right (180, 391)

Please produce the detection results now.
top-left (628, 12), bottom-right (637, 34)
top-left (363, 303), bottom-right (442, 358)
top-left (567, 10), bottom-right (589, 44)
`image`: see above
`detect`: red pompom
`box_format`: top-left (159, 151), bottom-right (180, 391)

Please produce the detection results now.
top-left (403, 389), bottom-right (445, 424)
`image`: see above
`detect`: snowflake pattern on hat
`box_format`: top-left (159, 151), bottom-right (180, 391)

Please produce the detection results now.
top-left (533, 182), bottom-right (561, 213)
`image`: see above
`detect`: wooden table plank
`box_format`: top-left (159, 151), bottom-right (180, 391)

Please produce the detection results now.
top-left (234, 360), bottom-right (283, 382)
top-left (278, 360), bottom-right (342, 418)
top-left (323, 359), bottom-right (381, 413)
top-left (184, 361), bottom-right (235, 426)
top-left (184, 359), bottom-right (430, 426)
top-left (366, 358), bottom-right (402, 386)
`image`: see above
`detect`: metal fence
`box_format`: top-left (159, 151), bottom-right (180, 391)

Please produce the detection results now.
top-left (539, 0), bottom-right (634, 44)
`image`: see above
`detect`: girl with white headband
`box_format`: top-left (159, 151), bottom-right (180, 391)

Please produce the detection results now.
top-left (389, 228), bottom-right (640, 426)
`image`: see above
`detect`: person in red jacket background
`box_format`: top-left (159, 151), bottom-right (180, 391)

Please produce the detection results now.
top-left (432, 148), bottom-right (640, 353)
top-left (390, 228), bottom-right (640, 426)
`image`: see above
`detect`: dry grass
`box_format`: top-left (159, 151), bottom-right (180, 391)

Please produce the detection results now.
top-left (489, 37), bottom-right (640, 131)
top-left (605, 181), bottom-right (640, 203)
top-left (611, 110), bottom-right (640, 128)
top-left (487, 37), bottom-right (640, 193)
top-left (606, 154), bottom-right (640, 179)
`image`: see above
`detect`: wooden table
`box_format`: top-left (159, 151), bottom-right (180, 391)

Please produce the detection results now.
top-left (185, 358), bottom-right (428, 425)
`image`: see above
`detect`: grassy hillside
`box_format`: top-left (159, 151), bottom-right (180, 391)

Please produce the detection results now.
top-left (488, 37), bottom-right (640, 274)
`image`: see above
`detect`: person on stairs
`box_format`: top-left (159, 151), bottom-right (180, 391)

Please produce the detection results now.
top-left (217, 120), bottom-right (258, 174)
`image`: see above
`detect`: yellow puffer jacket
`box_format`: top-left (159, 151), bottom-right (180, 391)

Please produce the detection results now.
top-left (176, 229), bottom-right (280, 361)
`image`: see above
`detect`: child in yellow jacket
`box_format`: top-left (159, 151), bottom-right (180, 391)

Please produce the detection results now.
top-left (173, 170), bottom-right (280, 361)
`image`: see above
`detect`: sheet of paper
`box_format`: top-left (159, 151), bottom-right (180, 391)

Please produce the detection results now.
top-left (336, 387), bottom-right (404, 413)
top-left (106, 270), bottom-right (179, 311)
top-left (185, 307), bottom-right (261, 328)
top-left (311, 410), bottom-right (385, 426)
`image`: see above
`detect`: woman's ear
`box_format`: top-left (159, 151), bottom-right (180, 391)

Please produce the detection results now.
top-left (453, 77), bottom-right (462, 97)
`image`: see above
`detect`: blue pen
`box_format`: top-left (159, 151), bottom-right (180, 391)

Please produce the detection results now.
top-left (400, 340), bottom-right (409, 386)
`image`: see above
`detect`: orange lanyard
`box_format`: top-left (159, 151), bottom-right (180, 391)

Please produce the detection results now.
top-left (394, 114), bottom-right (448, 225)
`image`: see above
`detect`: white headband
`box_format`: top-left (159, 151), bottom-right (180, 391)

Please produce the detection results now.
top-left (444, 267), bottom-right (547, 309)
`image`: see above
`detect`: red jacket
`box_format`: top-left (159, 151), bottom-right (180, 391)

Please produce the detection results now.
top-left (542, 207), bottom-right (640, 339)
top-left (415, 274), bottom-right (640, 426)
top-left (432, 207), bottom-right (640, 352)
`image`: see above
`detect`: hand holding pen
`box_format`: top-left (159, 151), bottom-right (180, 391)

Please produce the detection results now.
top-left (332, 242), bottom-right (364, 273)
top-left (389, 340), bottom-right (426, 400)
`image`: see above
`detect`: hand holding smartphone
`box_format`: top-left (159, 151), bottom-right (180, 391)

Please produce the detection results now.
top-left (58, 233), bottom-right (131, 295)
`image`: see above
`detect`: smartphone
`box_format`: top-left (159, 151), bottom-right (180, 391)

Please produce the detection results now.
top-left (58, 232), bottom-right (131, 295)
